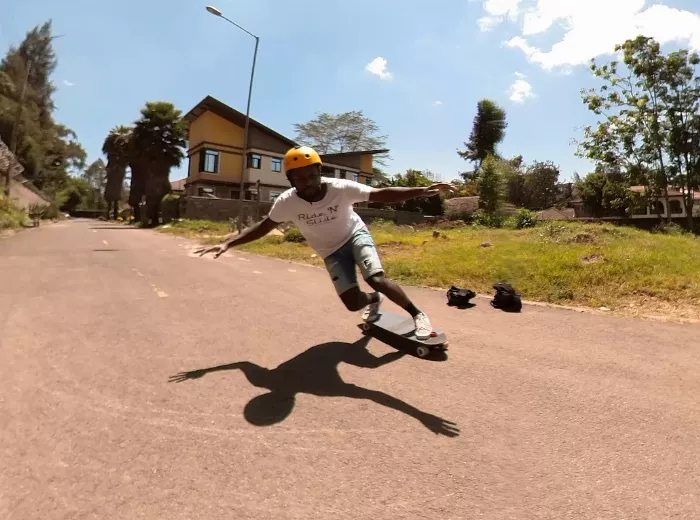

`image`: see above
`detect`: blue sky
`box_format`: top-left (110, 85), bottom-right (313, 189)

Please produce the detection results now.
top-left (2, 0), bottom-right (700, 183)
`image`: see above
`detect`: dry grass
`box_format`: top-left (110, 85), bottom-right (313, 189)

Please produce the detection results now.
top-left (160, 219), bottom-right (700, 322)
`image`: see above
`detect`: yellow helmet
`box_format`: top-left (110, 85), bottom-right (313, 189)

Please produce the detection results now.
top-left (284, 146), bottom-right (322, 172)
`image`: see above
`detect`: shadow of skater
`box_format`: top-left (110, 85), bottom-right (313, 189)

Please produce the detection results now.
top-left (168, 336), bottom-right (459, 437)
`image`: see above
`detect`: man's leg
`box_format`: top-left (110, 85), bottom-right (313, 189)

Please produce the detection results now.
top-left (352, 228), bottom-right (433, 338)
top-left (324, 240), bottom-right (381, 312)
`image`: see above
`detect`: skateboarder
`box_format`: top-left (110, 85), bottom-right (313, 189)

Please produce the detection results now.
top-left (195, 145), bottom-right (456, 339)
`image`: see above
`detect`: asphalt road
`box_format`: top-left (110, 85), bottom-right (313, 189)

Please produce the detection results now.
top-left (2, 219), bottom-right (700, 519)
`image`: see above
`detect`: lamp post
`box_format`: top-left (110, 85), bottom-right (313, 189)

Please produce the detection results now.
top-left (205, 5), bottom-right (259, 229)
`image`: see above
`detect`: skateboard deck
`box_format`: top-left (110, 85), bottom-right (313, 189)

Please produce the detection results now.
top-left (358, 310), bottom-right (448, 358)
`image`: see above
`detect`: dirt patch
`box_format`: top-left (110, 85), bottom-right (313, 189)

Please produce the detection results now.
top-left (570, 233), bottom-right (596, 244)
top-left (581, 253), bottom-right (605, 264)
top-left (377, 241), bottom-right (418, 255)
top-left (481, 241), bottom-right (494, 248)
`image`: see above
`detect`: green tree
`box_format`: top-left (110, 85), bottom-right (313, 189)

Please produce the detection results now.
top-left (458, 99), bottom-right (507, 173)
top-left (476, 155), bottom-right (503, 214)
top-left (577, 35), bottom-right (700, 228)
top-left (130, 101), bottom-right (187, 226)
top-left (80, 159), bottom-right (107, 210)
top-left (573, 171), bottom-right (639, 217)
top-left (293, 111), bottom-right (390, 167)
top-left (0, 20), bottom-right (86, 196)
top-left (102, 125), bottom-right (132, 219)
top-left (57, 176), bottom-right (91, 213)
top-left (523, 160), bottom-right (560, 210)
top-left (377, 169), bottom-right (444, 215)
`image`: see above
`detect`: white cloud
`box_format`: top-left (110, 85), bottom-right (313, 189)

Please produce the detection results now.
top-left (480, 0), bottom-right (700, 70)
top-left (508, 72), bottom-right (534, 103)
top-left (433, 100), bottom-right (443, 106)
top-left (365, 57), bottom-right (393, 80)
top-left (478, 0), bottom-right (524, 31)
top-left (62, 80), bottom-right (74, 87)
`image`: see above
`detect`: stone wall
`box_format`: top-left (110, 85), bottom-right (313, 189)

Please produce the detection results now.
top-left (180, 196), bottom-right (428, 226)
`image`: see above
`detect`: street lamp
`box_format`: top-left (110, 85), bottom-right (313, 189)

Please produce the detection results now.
top-left (205, 5), bottom-right (259, 226)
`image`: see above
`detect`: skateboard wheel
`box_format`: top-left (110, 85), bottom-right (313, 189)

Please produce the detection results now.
top-left (361, 322), bottom-right (371, 331)
top-left (416, 345), bottom-right (430, 358)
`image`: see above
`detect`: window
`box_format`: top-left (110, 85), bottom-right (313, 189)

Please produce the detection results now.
top-left (200, 149), bottom-right (219, 173)
top-left (271, 158), bottom-right (282, 172)
top-left (670, 200), bottom-right (683, 215)
top-left (270, 191), bottom-right (283, 202)
top-left (248, 153), bottom-right (262, 169)
top-left (338, 170), bottom-right (347, 179)
top-left (353, 173), bottom-right (359, 183)
top-left (230, 190), bottom-right (240, 199)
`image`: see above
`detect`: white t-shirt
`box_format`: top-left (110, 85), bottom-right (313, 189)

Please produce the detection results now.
top-left (268, 177), bottom-right (375, 258)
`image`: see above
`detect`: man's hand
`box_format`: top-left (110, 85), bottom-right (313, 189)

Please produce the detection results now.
top-left (194, 242), bottom-right (230, 259)
top-left (423, 183), bottom-right (458, 196)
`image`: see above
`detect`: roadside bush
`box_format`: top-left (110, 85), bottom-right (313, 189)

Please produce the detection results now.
top-left (0, 196), bottom-right (27, 229)
top-left (283, 226), bottom-right (306, 243)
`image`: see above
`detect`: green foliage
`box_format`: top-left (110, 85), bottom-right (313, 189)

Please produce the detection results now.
top-left (514, 208), bottom-right (538, 229)
top-left (470, 209), bottom-right (504, 228)
top-left (577, 35), bottom-right (700, 227)
top-left (0, 21), bottom-right (87, 196)
top-left (476, 155), bottom-right (504, 214)
top-left (573, 171), bottom-right (636, 217)
top-left (293, 110), bottom-right (389, 167)
top-left (383, 169), bottom-right (445, 215)
top-left (57, 176), bottom-right (91, 212)
top-left (283, 226), bottom-right (306, 243)
top-left (458, 99), bottom-right (507, 171)
top-left (0, 195), bottom-right (27, 229)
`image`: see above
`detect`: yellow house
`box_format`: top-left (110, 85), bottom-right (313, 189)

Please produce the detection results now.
top-left (183, 96), bottom-right (387, 202)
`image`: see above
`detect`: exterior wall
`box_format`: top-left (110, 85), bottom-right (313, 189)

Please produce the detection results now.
top-left (187, 111), bottom-right (245, 184)
top-left (189, 110), bottom-right (245, 150)
top-left (249, 127), bottom-right (293, 154)
top-left (181, 196), bottom-right (427, 226)
top-left (359, 154), bottom-right (373, 174)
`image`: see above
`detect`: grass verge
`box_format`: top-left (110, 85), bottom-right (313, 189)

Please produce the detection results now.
top-left (159, 218), bottom-right (700, 322)
top-left (0, 196), bottom-right (28, 231)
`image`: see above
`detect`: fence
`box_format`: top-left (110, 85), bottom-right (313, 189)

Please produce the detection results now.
top-left (177, 196), bottom-right (429, 226)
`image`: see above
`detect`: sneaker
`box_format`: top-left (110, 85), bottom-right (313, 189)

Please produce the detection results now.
top-left (414, 312), bottom-right (433, 340)
top-left (362, 293), bottom-right (383, 322)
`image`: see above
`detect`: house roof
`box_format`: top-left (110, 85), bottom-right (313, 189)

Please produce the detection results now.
top-left (170, 178), bottom-right (186, 191)
top-left (320, 149), bottom-right (390, 159)
top-left (630, 185), bottom-right (700, 200)
top-left (184, 96), bottom-right (390, 162)
top-left (0, 137), bottom-right (24, 180)
top-left (184, 95), bottom-right (297, 148)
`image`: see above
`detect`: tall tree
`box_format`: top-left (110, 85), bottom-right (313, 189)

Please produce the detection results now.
top-left (577, 35), bottom-right (700, 227)
top-left (130, 101), bottom-right (187, 226)
top-left (0, 20), bottom-right (86, 196)
top-left (102, 125), bottom-right (132, 219)
top-left (384, 169), bottom-right (444, 215)
top-left (476, 155), bottom-right (504, 214)
top-left (81, 159), bottom-right (107, 210)
top-left (458, 99), bottom-right (507, 172)
top-left (523, 160), bottom-right (560, 210)
top-left (293, 111), bottom-right (389, 167)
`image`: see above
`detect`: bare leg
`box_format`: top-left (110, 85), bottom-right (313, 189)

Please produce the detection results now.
top-left (366, 273), bottom-right (422, 317)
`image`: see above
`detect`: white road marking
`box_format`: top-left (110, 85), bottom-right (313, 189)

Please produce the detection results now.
top-left (157, 291), bottom-right (168, 298)
top-left (238, 257), bottom-right (250, 262)
top-left (288, 269), bottom-right (297, 273)
top-left (253, 270), bottom-right (262, 274)
top-left (102, 240), bottom-right (108, 245)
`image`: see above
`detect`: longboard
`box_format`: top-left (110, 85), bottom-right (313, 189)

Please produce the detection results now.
top-left (358, 310), bottom-right (449, 358)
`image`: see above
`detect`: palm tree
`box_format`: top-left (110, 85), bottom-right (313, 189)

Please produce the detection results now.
top-left (130, 101), bottom-right (187, 227)
top-left (102, 125), bottom-right (132, 220)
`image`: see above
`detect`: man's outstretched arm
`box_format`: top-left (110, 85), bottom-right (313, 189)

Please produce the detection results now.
top-left (367, 183), bottom-right (457, 204)
top-left (195, 216), bottom-right (281, 258)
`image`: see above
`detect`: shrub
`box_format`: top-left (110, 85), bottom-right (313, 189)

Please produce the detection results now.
top-left (652, 222), bottom-right (686, 235)
top-left (471, 209), bottom-right (504, 228)
top-left (283, 226), bottom-right (306, 243)
top-left (514, 208), bottom-right (538, 229)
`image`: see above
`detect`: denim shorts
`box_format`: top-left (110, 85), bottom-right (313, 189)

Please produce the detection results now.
top-left (323, 227), bottom-right (384, 295)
